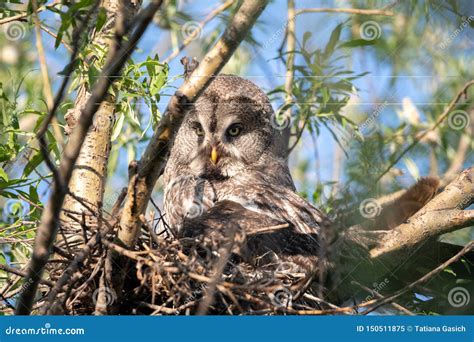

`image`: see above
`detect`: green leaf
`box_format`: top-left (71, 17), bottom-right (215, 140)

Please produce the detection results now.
top-left (95, 7), bottom-right (107, 32)
top-left (339, 39), bottom-right (377, 48)
top-left (29, 185), bottom-right (42, 220)
top-left (23, 150), bottom-right (44, 178)
top-left (88, 65), bottom-right (100, 88)
top-left (0, 167), bottom-right (8, 182)
top-left (443, 268), bottom-right (456, 277)
top-left (0, 179), bottom-right (25, 190)
top-left (0, 145), bottom-right (16, 163)
top-left (324, 23), bottom-right (343, 58)
top-left (111, 112), bottom-right (125, 142)
top-left (321, 87), bottom-right (330, 104)
top-left (302, 31), bottom-right (312, 47)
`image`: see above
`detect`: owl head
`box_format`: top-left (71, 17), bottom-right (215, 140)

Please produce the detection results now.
top-left (167, 75), bottom-right (282, 179)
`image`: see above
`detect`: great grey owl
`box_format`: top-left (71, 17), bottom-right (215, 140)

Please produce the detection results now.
top-left (162, 75), bottom-right (327, 287)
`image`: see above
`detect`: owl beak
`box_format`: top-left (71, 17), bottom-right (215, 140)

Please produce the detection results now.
top-left (210, 146), bottom-right (218, 164)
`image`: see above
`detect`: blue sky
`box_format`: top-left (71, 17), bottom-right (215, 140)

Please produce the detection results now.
top-left (30, 0), bottom-right (473, 204)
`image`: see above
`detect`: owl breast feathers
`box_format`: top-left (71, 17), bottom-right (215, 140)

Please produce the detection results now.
top-left (162, 75), bottom-right (325, 281)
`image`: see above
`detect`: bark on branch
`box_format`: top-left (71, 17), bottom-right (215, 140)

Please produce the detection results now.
top-left (117, 0), bottom-right (270, 250)
top-left (370, 167), bottom-right (474, 258)
top-left (59, 0), bottom-right (140, 251)
top-left (109, 0), bottom-right (269, 310)
top-left (330, 167), bottom-right (473, 302)
top-left (15, 0), bottom-right (163, 315)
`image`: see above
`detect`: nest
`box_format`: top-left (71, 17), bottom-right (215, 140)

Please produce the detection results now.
top-left (40, 220), bottom-right (334, 315)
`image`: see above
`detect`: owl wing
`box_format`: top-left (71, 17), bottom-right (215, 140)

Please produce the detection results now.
top-left (216, 171), bottom-right (325, 239)
top-left (162, 175), bottom-right (216, 234)
top-left (180, 198), bottom-right (322, 281)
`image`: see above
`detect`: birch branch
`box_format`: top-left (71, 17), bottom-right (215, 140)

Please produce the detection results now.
top-left (370, 167), bottom-right (474, 258)
top-left (295, 8), bottom-right (395, 16)
top-left (162, 0), bottom-right (235, 64)
top-left (15, 0), bottom-right (164, 315)
top-left (117, 0), bottom-right (270, 250)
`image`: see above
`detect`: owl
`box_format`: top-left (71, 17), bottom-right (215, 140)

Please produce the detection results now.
top-left (162, 75), bottom-right (326, 286)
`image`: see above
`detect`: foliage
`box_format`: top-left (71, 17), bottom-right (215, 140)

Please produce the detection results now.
top-left (0, 0), bottom-right (472, 314)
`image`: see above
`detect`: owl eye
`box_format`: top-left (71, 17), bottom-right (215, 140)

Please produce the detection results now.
top-left (194, 126), bottom-right (205, 137)
top-left (227, 124), bottom-right (242, 137)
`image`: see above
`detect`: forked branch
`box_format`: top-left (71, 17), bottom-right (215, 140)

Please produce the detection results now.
top-left (15, 0), bottom-right (164, 315)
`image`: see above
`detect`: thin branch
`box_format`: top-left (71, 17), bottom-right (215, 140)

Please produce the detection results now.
top-left (364, 240), bottom-right (474, 314)
top-left (375, 80), bottom-right (474, 183)
top-left (162, 0), bottom-right (234, 64)
top-left (0, 0), bottom-right (61, 25)
top-left (16, 0), bottom-right (164, 315)
top-left (0, 264), bottom-right (53, 287)
top-left (350, 280), bottom-right (414, 315)
top-left (40, 25), bottom-right (73, 52)
top-left (117, 0), bottom-right (270, 250)
top-left (287, 114), bottom-right (309, 154)
top-left (295, 8), bottom-right (395, 16)
top-left (136, 300), bottom-right (197, 314)
top-left (370, 167), bottom-right (474, 258)
top-left (31, 0), bottom-right (63, 146)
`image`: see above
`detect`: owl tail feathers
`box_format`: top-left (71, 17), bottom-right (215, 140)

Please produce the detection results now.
top-left (375, 176), bottom-right (440, 230)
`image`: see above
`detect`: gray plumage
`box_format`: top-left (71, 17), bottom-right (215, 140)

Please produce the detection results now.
top-left (162, 75), bottom-right (326, 281)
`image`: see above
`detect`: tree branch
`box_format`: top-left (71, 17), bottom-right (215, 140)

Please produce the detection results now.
top-left (0, 0), bottom-right (61, 25)
top-left (117, 0), bottom-right (270, 250)
top-left (162, 0), bottom-right (234, 64)
top-left (109, 0), bottom-right (269, 310)
top-left (295, 8), bottom-right (395, 16)
top-left (277, 0), bottom-right (296, 159)
top-left (370, 167), bottom-right (474, 258)
top-left (15, 0), bottom-right (164, 315)
top-left (59, 0), bottom-right (141, 252)
top-left (375, 80), bottom-right (474, 183)
top-left (364, 240), bottom-right (474, 314)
